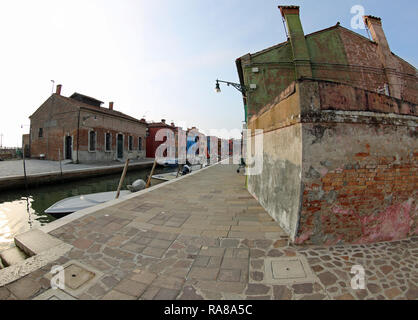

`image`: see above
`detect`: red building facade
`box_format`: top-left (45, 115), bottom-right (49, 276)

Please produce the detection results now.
top-left (146, 120), bottom-right (177, 158)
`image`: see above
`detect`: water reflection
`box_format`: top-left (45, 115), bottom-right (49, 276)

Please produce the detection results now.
top-left (0, 167), bottom-right (169, 252)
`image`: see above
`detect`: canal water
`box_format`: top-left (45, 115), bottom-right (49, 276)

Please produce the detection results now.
top-left (0, 167), bottom-right (171, 252)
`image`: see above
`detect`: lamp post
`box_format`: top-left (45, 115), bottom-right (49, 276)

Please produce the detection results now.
top-left (215, 79), bottom-right (248, 123)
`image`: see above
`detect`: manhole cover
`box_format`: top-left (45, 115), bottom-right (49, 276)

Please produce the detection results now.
top-left (64, 264), bottom-right (95, 290)
top-left (43, 260), bottom-right (104, 296)
top-left (271, 259), bottom-right (307, 279)
top-left (259, 256), bottom-right (317, 285)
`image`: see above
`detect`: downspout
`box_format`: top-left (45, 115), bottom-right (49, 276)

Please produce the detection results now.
top-left (76, 108), bottom-right (80, 164)
top-left (236, 57), bottom-right (249, 187)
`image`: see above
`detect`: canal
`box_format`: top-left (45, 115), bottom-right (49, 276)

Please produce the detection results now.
top-left (0, 166), bottom-right (172, 252)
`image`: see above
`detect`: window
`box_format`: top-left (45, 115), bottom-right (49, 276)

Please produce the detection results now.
top-left (89, 131), bottom-right (96, 151)
top-left (138, 137), bottom-right (142, 151)
top-left (105, 133), bottom-right (111, 151)
top-left (128, 136), bottom-right (133, 151)
top-left (38, 128), bottom-right (43, 138)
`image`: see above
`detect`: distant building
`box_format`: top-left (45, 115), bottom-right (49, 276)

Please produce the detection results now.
top-left (29, 85), bottom-right (147, 162)
top-left (146, 120), bottom-right (178, 159)
top-left (186, 127), bottom-right (206, 160)
top-left (236, 6), bottom-right (417, 245)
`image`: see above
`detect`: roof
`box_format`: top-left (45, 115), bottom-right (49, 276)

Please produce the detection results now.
top-left (148, 121), bottom-right (176, 129)
top-left (59, 94), bottom-right (147, 125)
top-left (70, 92), bottom-right (104, 107)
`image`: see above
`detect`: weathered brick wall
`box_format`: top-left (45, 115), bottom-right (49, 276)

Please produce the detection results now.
top-left (318, 81), bottom-right (416, 116)
top-left (30, 95), bottom-right (79, 160)
top-left (399, 59), bottom-right (418, 105)
top-left (77, 109), bottom-right (147, 162)
top-left (296, 118), bottom-right (417, 245)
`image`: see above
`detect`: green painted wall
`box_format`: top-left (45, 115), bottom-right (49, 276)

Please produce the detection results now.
top-left (240, 27), bottom-right (355, 116)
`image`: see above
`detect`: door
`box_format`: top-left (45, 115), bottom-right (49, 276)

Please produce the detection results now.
top-left (65, 136), bottom-right (72, 160)
top-left (117, 134), bottom-right (123, 159)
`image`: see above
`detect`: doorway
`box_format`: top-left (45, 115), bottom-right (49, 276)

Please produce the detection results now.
top-left (65, 136), bottom-right (72, 160)
top-left (117, 134), bottom-right (123, 159)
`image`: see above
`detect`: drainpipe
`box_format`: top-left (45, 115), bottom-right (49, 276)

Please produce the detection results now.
top-left (29, 122), bottom-right (32, 158)
top-left (76, 108), bottom-right (80, 164)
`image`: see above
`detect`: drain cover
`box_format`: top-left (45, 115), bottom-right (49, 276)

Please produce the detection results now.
top-left (64, 264), bottom-right (95, 290)
top-left (271, 259), bottom-right (306, 279)
top-left (260, 256), bottom-right (317, 285)
top-left (43, 260), bottom-right (103, 296)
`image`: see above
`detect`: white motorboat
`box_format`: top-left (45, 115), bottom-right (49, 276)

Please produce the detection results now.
top-left (151, 171), bottom-right (179, 186)
top-left (44, 190), bottom-right (131, 216)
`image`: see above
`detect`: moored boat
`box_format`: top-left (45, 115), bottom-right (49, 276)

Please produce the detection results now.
top-left (44, 190), bottom-right (131, 216)
top-left (150, 164), bottom-right (205, 186)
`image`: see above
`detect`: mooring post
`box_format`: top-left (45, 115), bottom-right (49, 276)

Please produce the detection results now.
top-left (145, 158), bottom-right (158, 189)
top-left (176, 163), bottom-right (183, 178)
top-left (58, 148), bottom-right (63, 177)
top-left (116, 158), bottom-right (130, 199)
top-left (22, 146), bottom-right (28, 190)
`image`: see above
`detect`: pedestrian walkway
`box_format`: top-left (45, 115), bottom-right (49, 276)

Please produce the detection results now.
top-left (0, 163), bottom-right (416, 300)
top-left (0, 158), bottom-right (155, 191)
top-left (0, 158), bottom-right (154, 178)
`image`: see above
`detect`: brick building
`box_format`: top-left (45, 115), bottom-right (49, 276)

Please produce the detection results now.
top-left (29, 85), bottom-right (147, 162)
top-left (236, 6), bottom-right (417, 245)
top-left (146, 120), bottom-right (178, 159)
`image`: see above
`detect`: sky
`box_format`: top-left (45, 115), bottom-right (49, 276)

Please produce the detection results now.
top-left (0, 0), bottom-right (416, 147)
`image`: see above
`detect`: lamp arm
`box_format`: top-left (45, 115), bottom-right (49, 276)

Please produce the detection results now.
top-left (217, 80), bottom-right (247, 95)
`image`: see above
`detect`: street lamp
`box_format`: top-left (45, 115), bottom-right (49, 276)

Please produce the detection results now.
top-left (215, 79), bottom-right (246, 96)
top-left (215, 81), bottom-right (221, 93)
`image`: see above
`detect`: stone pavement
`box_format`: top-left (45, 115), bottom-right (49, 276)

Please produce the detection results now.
top-left (0, 158), bottom-right (154, 178)
top-left (0, 163), bottom-right (417, 300)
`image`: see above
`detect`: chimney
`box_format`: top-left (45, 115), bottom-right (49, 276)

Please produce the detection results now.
top-left (109, 102), bottom-right (114, 110)
top-left (56, 84), bottom-right (62, 95)
top-left (363, 15), bottom-right (401, 99)
top-left (161, 119), bottom-right (166, 124)
top-left (278, 5), bottom-right (312, 79)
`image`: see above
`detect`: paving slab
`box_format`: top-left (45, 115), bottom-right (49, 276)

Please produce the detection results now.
top-left (14, 229), bottom-right (64, 257)
top-left (0, 246), bottom-right (27, 267)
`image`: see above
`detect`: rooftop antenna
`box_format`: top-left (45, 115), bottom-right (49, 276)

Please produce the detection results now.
top-left (142, 109), bottom-right (149, 119)
top-left (50, 80), bottom-right (55, 95)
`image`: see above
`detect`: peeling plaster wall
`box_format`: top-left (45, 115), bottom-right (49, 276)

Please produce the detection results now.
top-left (297, 116), bottom-right (418, 245)
top-left (247, 123), bottom-right (303, 240)
top-left (247, 79), bottom-right (417, 245)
